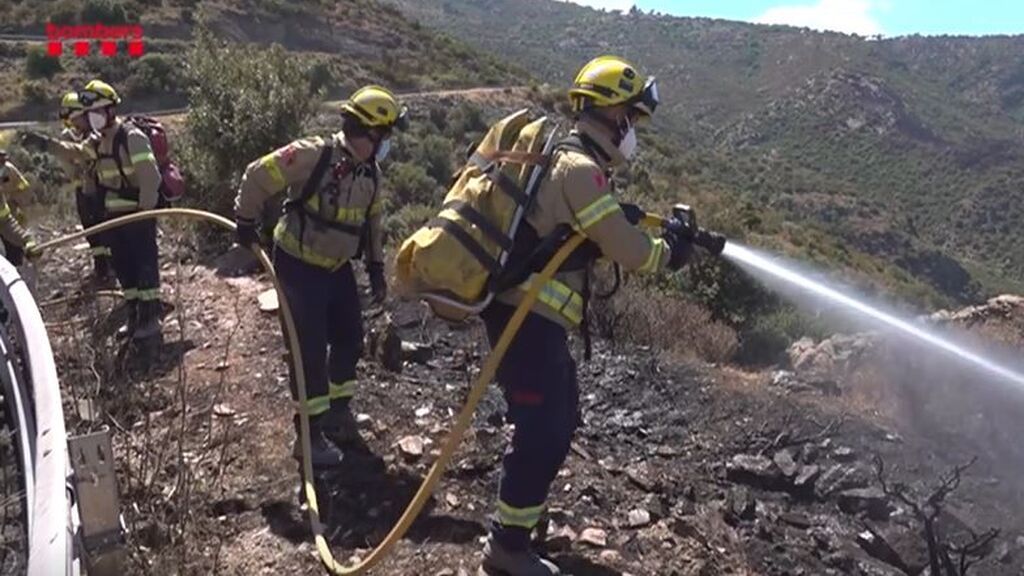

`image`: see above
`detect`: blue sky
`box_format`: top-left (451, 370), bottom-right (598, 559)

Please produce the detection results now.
top-left (559, 0), bottom-right (1024, 37)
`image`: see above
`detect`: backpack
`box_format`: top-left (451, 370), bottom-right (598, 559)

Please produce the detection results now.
top-left (112, 115), bottom-right (185, 205)
top-left (395, 108), bottom-right (564, 322)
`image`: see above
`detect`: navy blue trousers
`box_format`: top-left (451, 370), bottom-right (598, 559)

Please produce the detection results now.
top-left (482, 302), bottom-right (580, 551)
top-left (273, 247), bottom-right (363, 421)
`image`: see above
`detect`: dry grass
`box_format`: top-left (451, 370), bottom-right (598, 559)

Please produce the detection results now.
top-left (590, 275), bottom-right (738, 363)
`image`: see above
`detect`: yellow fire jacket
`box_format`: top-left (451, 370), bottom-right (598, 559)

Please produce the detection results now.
top-left (234, 131), bottom-right (384, 271)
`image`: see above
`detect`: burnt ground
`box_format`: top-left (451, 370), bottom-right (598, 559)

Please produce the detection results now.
top-left (30, 217), bottom-right (1024, 576)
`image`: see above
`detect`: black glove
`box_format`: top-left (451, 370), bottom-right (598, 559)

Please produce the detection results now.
top-left (662, 228), bottom-right (694, 271)
top-left (696, 229), bottom-right (727, 256)
top-left (20, 131), bottom-right (50, 152)
top-left (235, 218), bottom-right (260, 249)
top-left (367, 261), bottom-right (387, 304)
top-left (619, 202), bottom-right (645, 225)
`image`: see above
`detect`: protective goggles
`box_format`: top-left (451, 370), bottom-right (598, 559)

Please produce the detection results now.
top-left (77, 89), bottom-right (112, 108)
top-left (628, 77), bottom-right (659, 117)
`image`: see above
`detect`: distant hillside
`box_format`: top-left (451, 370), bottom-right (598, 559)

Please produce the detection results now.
top-left (392, 0), bottom-right (1024, 301)
top-left (0, 0), bottom-right (526, 119)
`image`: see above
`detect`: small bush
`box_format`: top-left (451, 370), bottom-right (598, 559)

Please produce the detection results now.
top-left (385, 162), bottom-right (439, 206)
top-left (80, 0), bottom-right (137, 24)
top-left (21, 80), bottom-right (48, 103)
top-left (126, 53), bottom-right (180, 95)
top-left (182, 26), bottom-right (322, 220)
top-left (384, 203), bottom-right (436, 246)
top-left (590, 278), bottom-right (739, 363)
top-left (25, 46), bottom-right (63, 79)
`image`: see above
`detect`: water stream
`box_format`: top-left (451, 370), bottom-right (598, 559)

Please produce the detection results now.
top-left (722, 243), bottom-right (1024, 389)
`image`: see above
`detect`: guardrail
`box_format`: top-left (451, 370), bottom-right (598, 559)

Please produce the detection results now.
top-left (0, 256), bottom-right (80, 576)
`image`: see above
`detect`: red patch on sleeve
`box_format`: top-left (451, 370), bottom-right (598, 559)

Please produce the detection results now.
top-left (279, 145), bottom-right (297, 166)
top-left (593, 170), bottom-right (607, 189)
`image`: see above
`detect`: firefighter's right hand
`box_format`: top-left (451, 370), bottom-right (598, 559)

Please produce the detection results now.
top-left (20, 131), bottom-right (50, 152)
top-left (662, 229), bottom-right (694, 272)
top-left (235, 218), bottom-right (260, 249)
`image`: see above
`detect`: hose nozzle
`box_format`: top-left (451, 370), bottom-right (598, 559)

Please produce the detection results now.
top-left (669, 204), bottom-right (727, 257)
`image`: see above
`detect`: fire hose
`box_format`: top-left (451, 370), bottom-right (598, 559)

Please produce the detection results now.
top-left (35, 206), bottom-right (723, 574)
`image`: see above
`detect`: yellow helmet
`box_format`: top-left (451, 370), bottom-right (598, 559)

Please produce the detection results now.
top-left (341, 85), bottom-right (409, 131)
top-left (78, 79), bottom-right (122, 110)
top-left (569, 55), bottom-right (659, 116)
top-left (59, 91), bottom-right (85, 120)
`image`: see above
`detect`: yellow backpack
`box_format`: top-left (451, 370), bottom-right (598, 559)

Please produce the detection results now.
top-left (396, 109), bottom-right (561, 322)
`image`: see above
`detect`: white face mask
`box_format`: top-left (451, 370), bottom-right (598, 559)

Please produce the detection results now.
top-left (88, 111), bottom-right (107, 132)
top-left (617, 122), bottom-right (638, 160)
top-left (375, 138), bottom-right (391, 162)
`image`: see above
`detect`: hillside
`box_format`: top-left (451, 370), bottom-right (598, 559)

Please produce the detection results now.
top-left (390, 0), bottom-right (1024, 301)
top-left (0, 0), bottom-right (525, 119)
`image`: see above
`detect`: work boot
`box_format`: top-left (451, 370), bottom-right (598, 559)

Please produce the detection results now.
top-left (292, 426), bottom-right (345, 469)
top-left (116, 301), bottom-right (139, 339)
top-left (479, 535), bottom-right (561, 576)
top-left (321, 403), bottom-right (361, 447)
top-left (133, 300), bottom-right (162, 341)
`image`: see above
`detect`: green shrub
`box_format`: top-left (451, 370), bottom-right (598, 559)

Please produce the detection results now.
top-left (385, 162), bottom-right (438, 206)
top-left (182, 26), bottom-right (322, 221)
top-left (25, 46), bottom-right (63, 79)
top-left (80, 0), bottom-right (137, 24)
top-left (126, 53), bottom-right (180, 95)
top-left (48, 0), bottom-right (80, 25)
top-left (21, 81), bottom-right (48, 102)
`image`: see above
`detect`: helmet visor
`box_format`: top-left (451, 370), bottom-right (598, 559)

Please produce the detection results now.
top-left (78, 90), bottom-right (104, 108)
top-left (394, 106), bottom-right (410, 132)
top-left (631, 77), bottom-right (659, 116)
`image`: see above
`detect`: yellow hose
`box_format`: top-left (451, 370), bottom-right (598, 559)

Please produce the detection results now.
top-left (37, 207), bottom-right (586, 575)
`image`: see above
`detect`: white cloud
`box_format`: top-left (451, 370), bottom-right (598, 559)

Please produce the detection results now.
top-left (557, 0), bottom-right (636, 13)
top-left (753, 0), bottom-right (883, 36)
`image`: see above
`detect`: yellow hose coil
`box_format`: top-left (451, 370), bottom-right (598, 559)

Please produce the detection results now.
top-left (37, 207), bottom-right (587, 575)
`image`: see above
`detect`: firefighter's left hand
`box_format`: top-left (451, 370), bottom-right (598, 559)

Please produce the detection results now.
top-left (367, 261), bottom-right (387, 305)
top-left (24, 242), bottom-right (43, 262)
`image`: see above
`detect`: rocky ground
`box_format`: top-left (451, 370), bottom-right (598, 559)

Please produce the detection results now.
top-left (28, 217), bottom-right (1024, 576)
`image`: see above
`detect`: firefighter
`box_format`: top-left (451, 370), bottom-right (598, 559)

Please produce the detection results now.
top-left (23, 80), bottom-right (164, 341)
top-left (0, 151), bottom-right (41, 266)
top-left (477, 56), bottom-right (700, 575)
top-left (58, 91), bottom-right (114, 286)
top-left (233, 85), bottom-right (407, 468)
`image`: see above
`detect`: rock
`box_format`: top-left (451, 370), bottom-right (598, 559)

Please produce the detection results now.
top-left (996, 541), bottom-right (1014, 564)
top-left (401, 341), bottom-right (434, 364)
top-left (257, 288), bottom-right (278, 313)
top-left (726, 454), bottom-right (785, 489)
top-left (397, 435), bottom-right (426, 459)
top-left (212, 403), bottom-right (236, 417)
top-left (414, 405), bottom-right (432, 418)
top-left (598, 549), bottom-right (621, 564)
top-left (214, 245), bottom-right (260, 276)
top-left (627, 508), bottom-right (651, 528)
top-left (839, 488), bottom-right (891, 521)
top-left (546, 524), bottom-right (577, 551)
top-left (724, 486), bottom-right (756, 525)
top-left (579, 527), bottom-right (607, 548)
top-left (816, 463), bottom-right (872, 498)
top-left (832, 446), bottom-right (856, 462)
top-left (794, 465), bottom-right (821, 492)
top-left (626, 462), bottom-right (657, 492)
top-left (445, 493), bottom-right (460, 509)
top-left (773, 449), bottom-right (799, 477)
top-left (365, 315), bottom-right (403, 373)
top-left (780, 512), bottom-right (812, 529)
top-left (800, 443), bottom-right (820, 463)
